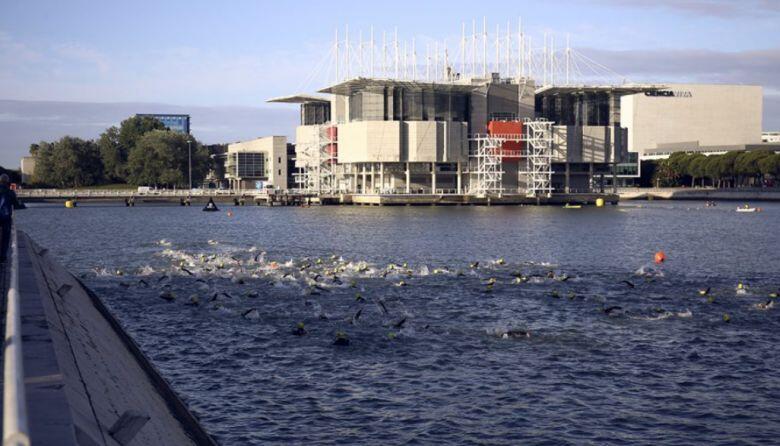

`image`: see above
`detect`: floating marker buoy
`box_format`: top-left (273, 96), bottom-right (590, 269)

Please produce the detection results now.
top-left (596, 198), bottom-right (605, 207)
top-left (227, 210), bottom-right (234, 217)
top-left (65, 200), bottom-right (77, 208)
top-left (654, 251), bottom-right (666, 265)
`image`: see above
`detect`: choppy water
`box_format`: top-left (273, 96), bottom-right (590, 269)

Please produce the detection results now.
top-left (17, 201), bottom-right (780, 445)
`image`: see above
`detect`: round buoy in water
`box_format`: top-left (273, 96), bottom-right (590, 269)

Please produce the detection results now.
top-left (595, 198), bottom-right (605, 207)
top-left (227, 211), bottom-right (233, 217)
top-left (654, 251), bottom-right (666, 265)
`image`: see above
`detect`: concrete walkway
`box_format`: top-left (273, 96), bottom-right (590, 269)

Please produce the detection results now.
top-left (2, 233), bottom-right (216, 445)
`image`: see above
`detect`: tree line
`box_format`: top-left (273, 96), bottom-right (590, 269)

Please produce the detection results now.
top-left (650, 150), bottom-right (780, 188)
top-left (29, 116), bottom-right (211, 188)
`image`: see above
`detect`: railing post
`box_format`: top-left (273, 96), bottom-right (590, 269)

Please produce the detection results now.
top-left (3, 221), bottom-right (30, 446)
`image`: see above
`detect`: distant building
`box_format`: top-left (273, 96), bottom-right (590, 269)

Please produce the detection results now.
top-left (135, 114), bottom-right (191, 134)
top-left (620, 84), bottom-right (763, 159)
top-left (20, 156), bottom-right (36, 184)
top-left (224, 136), bottom-right (288, 191)
top-left (763, 131), bottom-right (780, 143)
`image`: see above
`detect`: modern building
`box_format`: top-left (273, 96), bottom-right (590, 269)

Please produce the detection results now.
top-left (620, 84), bottom-right (763, 159)
top-left (20, 156), bottom-right (36, 184)
top-left (270, 74), bottom-right (651, 196)
top-left (224, 136), bottom-right (288, 191)
top-left (135, 114), bottom-right (191, 134)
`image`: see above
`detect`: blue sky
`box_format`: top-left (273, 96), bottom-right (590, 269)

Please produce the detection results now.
top-left (1, 0), bottom-right (779, 166)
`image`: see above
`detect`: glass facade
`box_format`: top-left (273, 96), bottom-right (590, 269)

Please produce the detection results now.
top-left (136, 114), bottom-right (191, 134)
top-left (235, 153), bottom-right (266, 178)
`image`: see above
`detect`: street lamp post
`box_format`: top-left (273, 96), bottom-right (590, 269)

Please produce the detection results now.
top-left (187, 140), bottom-right (192, 190)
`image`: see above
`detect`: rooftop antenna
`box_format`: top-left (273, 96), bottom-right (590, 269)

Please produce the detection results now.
top-left (370, 27), bottom-right (375, 77)
top-left (358, 30), bottom-right (363, 76)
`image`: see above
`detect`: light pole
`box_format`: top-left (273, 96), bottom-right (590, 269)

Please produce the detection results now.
top-left (187, 140), bottom-right (192, 190)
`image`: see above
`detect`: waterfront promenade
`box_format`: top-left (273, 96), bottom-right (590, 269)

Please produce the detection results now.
top-left (1, 228), bottom-right (215, 445)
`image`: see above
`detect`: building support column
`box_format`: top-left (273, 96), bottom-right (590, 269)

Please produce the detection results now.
top-left (456, 162), bottom-right (462, 194)
top-left (565, 162), bottom-right (571, 193)
top-left (370, 163), bottom-right (376, 193)
top-left (405, 163), bottom-right (411, 194)
top-left (352, 165), bottom-right (358, 194)
top-left (431, 163), bottom-right (437, 194)
top-left (362, 164), bottom-right (367, 194)
top-left (379, 162), bottom-right (384, 194)
top-left (589, 162), bottom-right (594, 192)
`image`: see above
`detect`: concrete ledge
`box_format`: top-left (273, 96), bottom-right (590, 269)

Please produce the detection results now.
top-left (18, 232), bottom-right (216, 445)
top-left (619, 188), bottom-right (780, 201)
top-left (348, 193), bottom-right (618, 206)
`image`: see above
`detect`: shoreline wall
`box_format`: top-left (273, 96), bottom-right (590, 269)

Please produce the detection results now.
top-left (16, 232), bottom-right (216, 445)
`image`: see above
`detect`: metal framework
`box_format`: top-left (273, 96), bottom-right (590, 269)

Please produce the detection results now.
top-left (294, 124), bottom-right (338, 194)
top-left (468, 118), bottom-right (553, 197)
top-left (468, 135), bottom-right (504, 197)
top-left (522, 118), bottom-right (554, 197)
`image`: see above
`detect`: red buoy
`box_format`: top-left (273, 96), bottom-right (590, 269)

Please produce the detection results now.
top-left (654, 251), bottom-right (666, 265)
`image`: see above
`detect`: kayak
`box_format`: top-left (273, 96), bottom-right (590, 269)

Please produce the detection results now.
top-left (736, 207), bottom-right (759, 213)
top-left (564, 204), bottom-right (582, 209)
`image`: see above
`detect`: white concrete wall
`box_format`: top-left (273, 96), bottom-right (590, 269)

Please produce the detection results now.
top-left (621, 84), bottom-right (763, 155)
top-left (407, 121), bottom-right (437, 162)
top-left (338, 121), bottom-right (401, 163)
top-left (226, 136), bottom-right (287, 189)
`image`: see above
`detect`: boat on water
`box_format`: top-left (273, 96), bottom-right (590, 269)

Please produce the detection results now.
top-left (564, 203), bottom-right (582, 209)
top-left (736, 204), bottom-right (761, 213)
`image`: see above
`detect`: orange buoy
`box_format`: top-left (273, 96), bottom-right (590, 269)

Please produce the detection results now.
top-left (654, 251), bottom-right (667, 265)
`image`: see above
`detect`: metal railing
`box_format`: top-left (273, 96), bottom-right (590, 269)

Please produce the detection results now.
top-left (3, 221), bottom-right (30, 446)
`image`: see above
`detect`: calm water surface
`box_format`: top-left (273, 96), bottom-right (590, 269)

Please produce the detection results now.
top-left (17, 201), bottom-right (780, 445)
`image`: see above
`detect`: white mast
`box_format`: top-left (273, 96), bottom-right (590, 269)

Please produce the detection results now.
top-left (426, 44), bottom-right (430, 81)
top-left (566, 33), bottom-right (570, 85)
top-left (412, 38), bottom-right (417, 80)
top-left (495, 23), bottom-right (499, 75)
top-left (345, 25), bottom-right (350, 79)
top-left (471, 19), bottom-right (476, 77)
top-left (403, 40), bottom-right (407, 79)
top-left (434, 41), bottom-right (439, 81)
top-left (394, 27), bottom-right (399, 78)
top-left (370, 27), bottom-right (375, 77)
top-left (358, 30), bottom-right (363, 76)
top-left (550, 35), bottom-right (555, 86)
top-left (505, 21), bottom-right (510, 78)
top-left (335, 28), bottom-right (339, 82)
top-left (461, 22), bottom-right (466, 78)
top-left (382, 31), bottom-right (387, 77)
top-left (482, 16), bottom-right (487, 77)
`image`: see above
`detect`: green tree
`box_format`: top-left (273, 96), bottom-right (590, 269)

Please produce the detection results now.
top-left (126, 130), bottom-right (209, 188)
top-left (98, 126), bottom-right (125, 182)
top-left (118, 116), bottom-right (167, 152)
top-left (686, 154), bottom-right (708, 187)
top-left (652, 159), bottom-right (679, 187)
top-left (32, 137), bottom-right (103, 187)
top-left (735, 150), bottom-right (772, 187)
top-left (757, 153), bottom-right (780, 180)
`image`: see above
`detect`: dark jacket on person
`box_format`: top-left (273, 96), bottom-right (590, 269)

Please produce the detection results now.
top-left (0, 185), bottom-right (21, 222)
